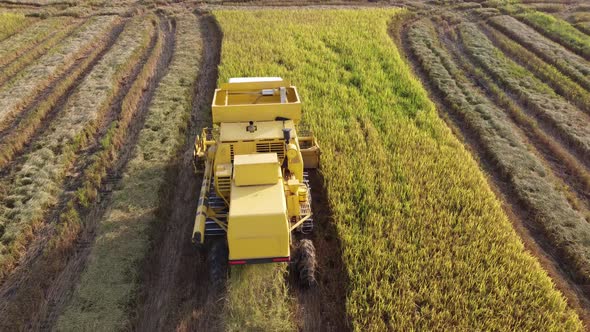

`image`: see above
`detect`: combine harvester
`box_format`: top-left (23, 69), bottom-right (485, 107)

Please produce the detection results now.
top-left (193, 77), bottom-right (321, 288)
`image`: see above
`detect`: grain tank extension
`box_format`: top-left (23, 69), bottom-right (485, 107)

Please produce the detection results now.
top-left (192, 77), bottom-right (320, 287)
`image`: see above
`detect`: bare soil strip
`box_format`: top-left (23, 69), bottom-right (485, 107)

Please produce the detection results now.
top-left (135, 12), bottom-right (221, 332)
top-left (398, 17), bottom-right (590, 327)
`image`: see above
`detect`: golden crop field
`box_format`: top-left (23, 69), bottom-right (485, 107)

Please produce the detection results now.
top-left (0, 0), bottom-right (589, 331)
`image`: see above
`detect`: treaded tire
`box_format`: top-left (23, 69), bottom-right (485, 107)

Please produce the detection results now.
top-left (207, 239), bottom-right (228, 292)
top-left (294, 239), bottom-right (317, 288)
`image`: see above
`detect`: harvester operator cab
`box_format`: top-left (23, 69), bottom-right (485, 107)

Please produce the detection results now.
top-left (192, 78), bottom-right (320, 283)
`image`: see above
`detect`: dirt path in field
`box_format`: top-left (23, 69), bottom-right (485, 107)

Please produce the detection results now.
top-left (0, 16), bottom-right (175, 332)
top-left (396, 16), bottom-right (590, 328)
top-left (134, 12), bottom-right (221, 332)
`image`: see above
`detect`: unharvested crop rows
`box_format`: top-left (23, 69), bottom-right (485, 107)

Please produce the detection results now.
top-left (0, 15), bottom-right (155, 281)
top-left (0, 12), bottom-right (29, 41)
top-left (214, 9), bottom-right (580, 331)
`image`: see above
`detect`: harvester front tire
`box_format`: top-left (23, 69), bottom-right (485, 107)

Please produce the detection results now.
top-left (208, 240), bottom-right (228, 292)
top-left (294, 239), bottom-right (317, 288)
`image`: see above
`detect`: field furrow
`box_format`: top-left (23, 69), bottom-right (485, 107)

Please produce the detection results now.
top-left (0, 15), bottom-right (155, 282)
top-left (56, 14), bottom-right (202, 331)
top-left (0, 16), bottom-right (65, 69)
top-left (488, 15), bottom-right (590, 91)
top-left (457, 23), bottom-right (590, 165)
top-left (0, 16), bottom-right (119, 133)
top-left (211, 9), bottom-right (581, 331)
top-left (0, 20), bottom-right (124, 170)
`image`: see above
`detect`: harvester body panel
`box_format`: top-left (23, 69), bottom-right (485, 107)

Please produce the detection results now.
top-left (192, 77), bottom-right (320, 265)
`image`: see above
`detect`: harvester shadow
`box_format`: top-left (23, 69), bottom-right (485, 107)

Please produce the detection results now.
top-left (289, 169), bottom-right (352, 332)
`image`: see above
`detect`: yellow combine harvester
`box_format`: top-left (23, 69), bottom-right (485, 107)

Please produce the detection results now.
top-left (192, 77), bottom-right (320, 288)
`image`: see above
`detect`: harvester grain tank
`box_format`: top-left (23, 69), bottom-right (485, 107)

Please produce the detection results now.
top-left (192, 77), bottom-right (321, 288)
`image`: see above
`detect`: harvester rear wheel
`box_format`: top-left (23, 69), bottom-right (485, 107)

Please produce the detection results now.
top-left (207, 240), bottom-right (228, 292)
top-left (294, 239), bottom-right (317, 288)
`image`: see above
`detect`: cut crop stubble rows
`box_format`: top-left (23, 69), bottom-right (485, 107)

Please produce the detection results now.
top-left (457, 23), bottom-right (590, 164)
top-left (214, 9), bottom-right (581, 331)
top-left (0, 16), bottom-right (119, 134)
top-left (56, 14), bottom-right (201, 331)
top-left (0, 17), bottom-right (68, 70)
top-left (487, 15), bottom-right (590, 92)
top-left (408, 18), bottom-right (590, 302)
top-left (0, 15), bottom-right (155, 280)
top-left (480, 23), bottom-right (590, 115)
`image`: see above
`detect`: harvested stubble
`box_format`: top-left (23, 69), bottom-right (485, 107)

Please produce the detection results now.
top-left (0, 18), bottom-right (79, 87)
top-left (56, 14), bottom-right (202, 330)
top-left (481, 23), bottom-right (590, 115)
top-left (0, 17), bottom-right (67, 69)
top-left (458, 23), bottom-right (590, 160)
top-left (0, 19), bottom-right (119, 169)
top-left (214, 9), bottom-right (581, 330)
top-left (488, 15), bottom-right (590, 91)
top-left (0, 12), bottom-right (29, 41)
top-left (0, 16), bottom-right (120, 132)
top-left (515, 10), bottom-right (590, 60)
top-left (0, 15), bottom-right (155, 280)
top-left (409, 19), bottom-right (590, 301)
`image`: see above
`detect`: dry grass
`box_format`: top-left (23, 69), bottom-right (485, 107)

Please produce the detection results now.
top-left (0, 19), bottom-right (79, 87)
top-left (516, 9), bottom-right (590, 59)
top-left (0, 15), bottom-right (155, 280)
top-left (214, 9), bottom-right (581, 330)
top-left (0, 16), bottom-right (119, 132)
top-left (56, 14), bottom-right (202, 330)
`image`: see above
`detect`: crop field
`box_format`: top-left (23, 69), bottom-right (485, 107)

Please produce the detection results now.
top-left (0, 0), bottom-right (589, 331)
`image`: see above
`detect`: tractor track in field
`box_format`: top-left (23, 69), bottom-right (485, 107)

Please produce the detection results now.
top-left (397, 17), bottom-right (590, 328)
top-left (0, 16), bottom-right (175, 332)
top-left (0, 20), bottom-right (125, 172)
top-left (135, 12), bottom-right (221, 332)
